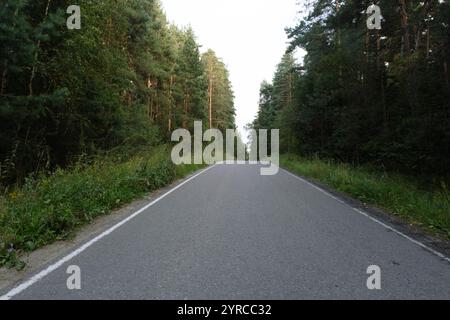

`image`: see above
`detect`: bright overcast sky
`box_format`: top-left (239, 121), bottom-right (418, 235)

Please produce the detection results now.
top-left (160, 0), bottom-right (303, 137)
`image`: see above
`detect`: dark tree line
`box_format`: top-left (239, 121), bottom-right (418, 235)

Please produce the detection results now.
top-left (0, 0), bottom-right (236, 186)
top-left (251, 0), bottom-right (450, 179)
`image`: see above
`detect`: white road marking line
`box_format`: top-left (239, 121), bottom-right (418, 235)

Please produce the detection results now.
top-left (0, 165), bottom-right (217, 300)
top-left (282, 168), bottom-right (450, 264)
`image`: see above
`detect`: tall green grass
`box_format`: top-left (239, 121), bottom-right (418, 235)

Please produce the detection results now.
top-left (281, 154), bottom-right (450, 238)
top-left (0, 146), bottom-right (204, 268)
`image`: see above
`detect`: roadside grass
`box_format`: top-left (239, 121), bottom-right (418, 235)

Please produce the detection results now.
top-left (281, 154), bottom-right (450, 239)
top-left (0, 146), bottom-right (205, 269)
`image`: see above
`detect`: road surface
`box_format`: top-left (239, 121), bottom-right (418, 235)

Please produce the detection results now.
top-left (2, 164), bottom-right (450, 299)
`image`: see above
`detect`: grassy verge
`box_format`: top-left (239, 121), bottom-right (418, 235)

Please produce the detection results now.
top-left (0, 146), bottom-right (205, 269)
top-left (281, 154), bottom-right (450, 239)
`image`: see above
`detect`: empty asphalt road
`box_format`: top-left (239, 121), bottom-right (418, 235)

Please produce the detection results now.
top-left (2, 164), bottom-right (450, 300)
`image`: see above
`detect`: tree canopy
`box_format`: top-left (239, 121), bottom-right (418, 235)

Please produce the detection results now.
top-left (0, 0), bottom-right (236, 186)
top-left (251, 0), bottom-right (450, 179)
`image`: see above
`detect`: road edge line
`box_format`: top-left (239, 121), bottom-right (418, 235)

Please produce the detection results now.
top-left (0, 164), bottom-right (217, 300)
top-left (281, 168), bottom-right (450, 264)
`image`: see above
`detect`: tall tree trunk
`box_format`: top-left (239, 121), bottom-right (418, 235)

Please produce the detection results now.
top-left (208, 64), bottom-right (213, 129)
top-left (444, 60), bottom-right (449, 89)
top-left (127, 92), bottom-right (132, 107)
top-left (414, 0), bottom-right (432, 53)
top-left (381, 67), bottom-right (387, 129)
top-left (335, 0), bottom-right (343, 80)
top-left (106, 18), bottom-right (113, 46)
top-left (182, 95), bottom-right (186, 129)
top-left (168, 75), bottom-right (174, 132)
top-left (399, 0), bottom-right (410, 56)
top-left (29, 0), bottom-right (52, 96)
top-left (365, 29), bottom-right (369, 64)
top-left (183, 92), bottom-right (189, 129)
top-left (2, 7), bottom-right (21, 95)
top-left (376, 30), bottom-right (381, 71)
top-left (154, 79), bottom-right (159, 122)
top-left (150, 97), bottom-right (154, 121)
top-left (335, 0), bottom-right (341, 46)
top-left (1, 63), bottom-right (7, 95)
top-left (376, 30), bottom-right (387, 129)
top-left (415, 28), bottom-right (421, 52)
top-left (288, 72), bottom-right (293, 107)
top-left (147, 77), bottom-right (153, 120)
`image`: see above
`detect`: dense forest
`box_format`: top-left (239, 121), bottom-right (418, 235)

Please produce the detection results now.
top-left (0, 0), bottom-right (235, 187)
top-left (251, 0), bottom-right (449, 180)
top-left (1, 0), bottom-right (449, 184)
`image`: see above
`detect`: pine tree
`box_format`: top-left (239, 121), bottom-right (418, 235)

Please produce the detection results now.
top-left (201, 50), bottom-right (236, 132)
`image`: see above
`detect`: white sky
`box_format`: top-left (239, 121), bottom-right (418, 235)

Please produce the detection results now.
top-left (160, 0), bottom-right (304, 137)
